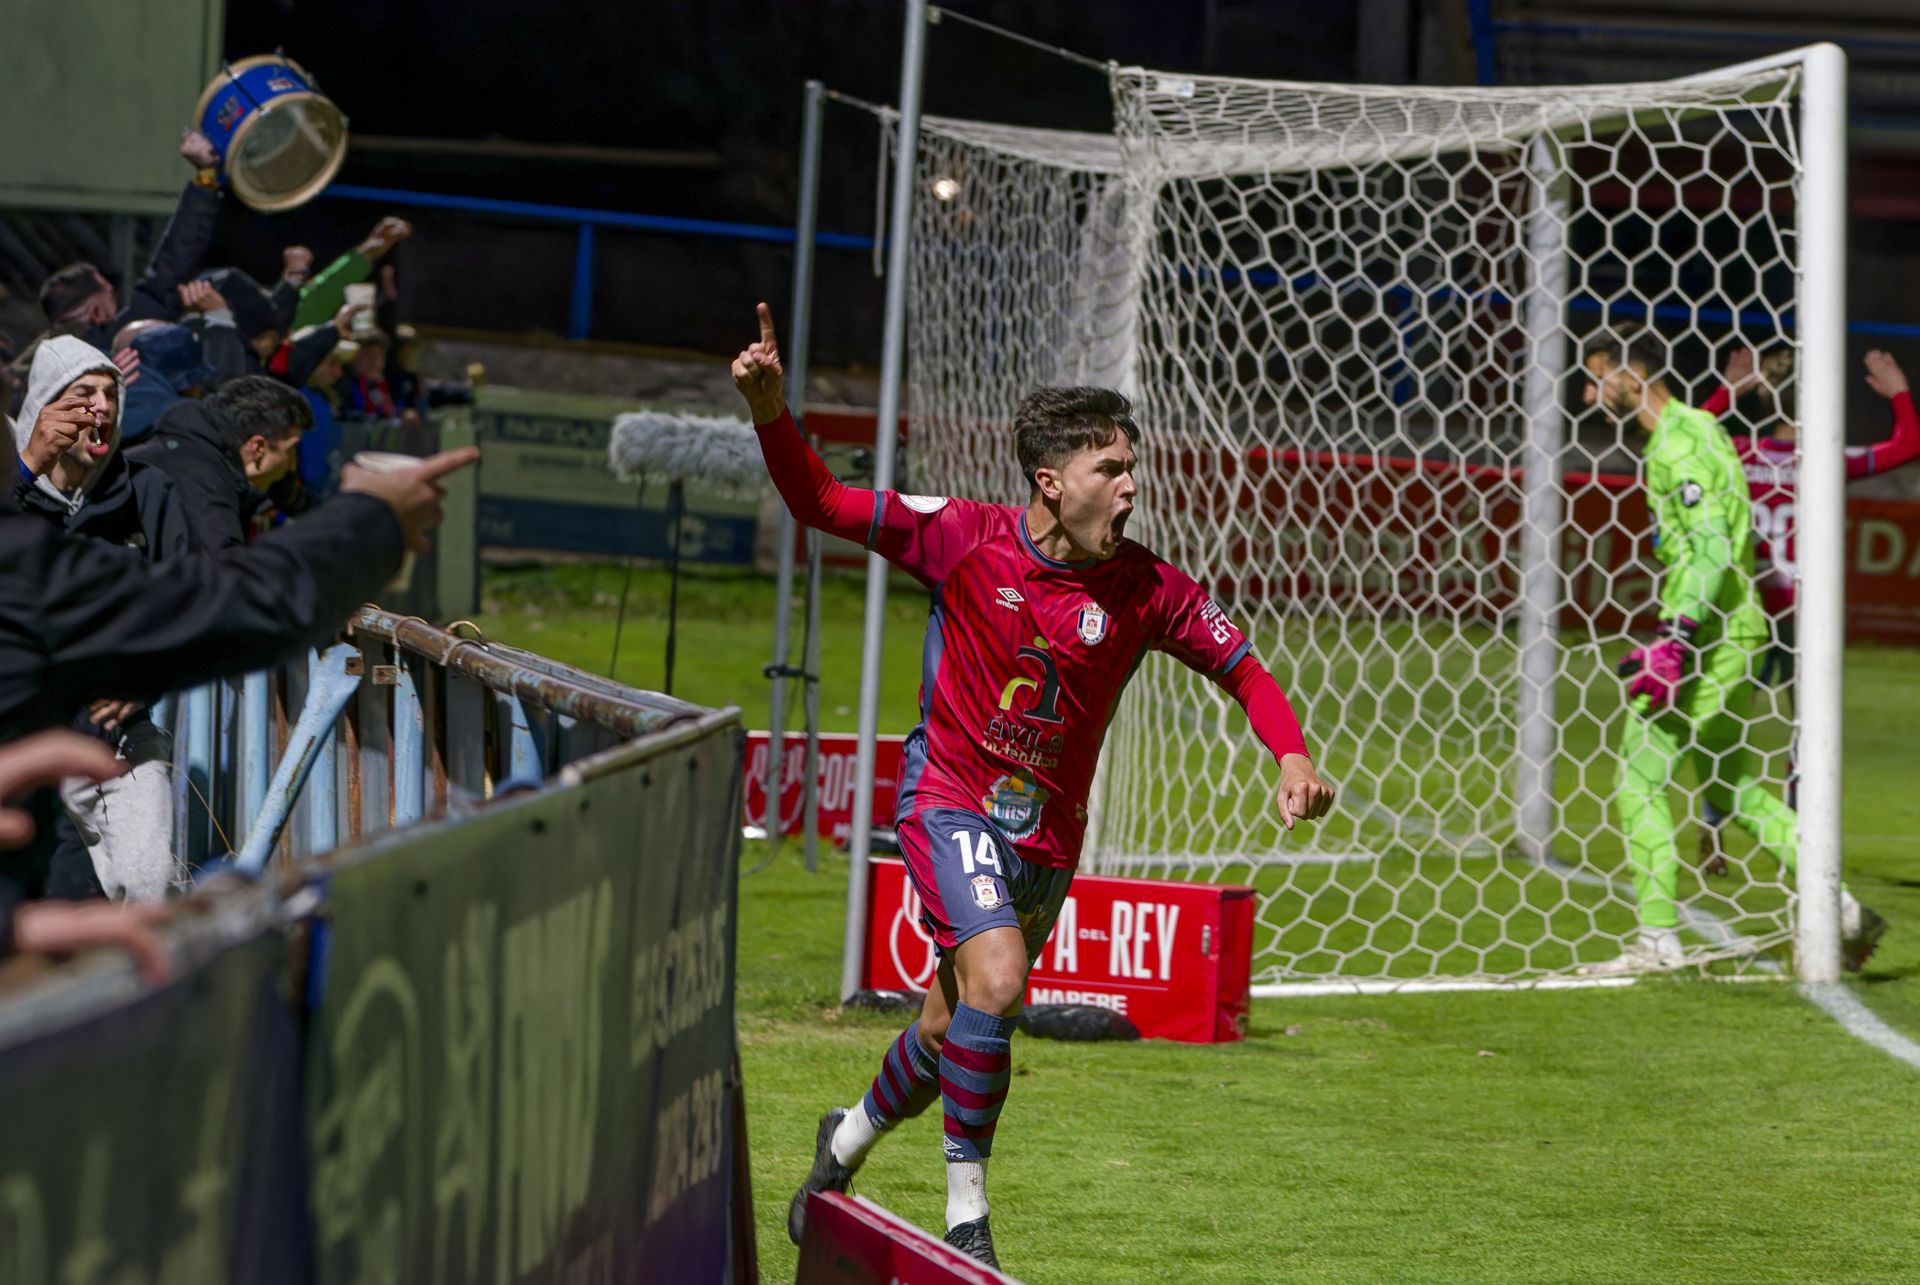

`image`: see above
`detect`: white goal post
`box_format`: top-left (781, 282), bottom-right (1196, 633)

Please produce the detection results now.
top-left (837, 40), bottom-right (1849, 993)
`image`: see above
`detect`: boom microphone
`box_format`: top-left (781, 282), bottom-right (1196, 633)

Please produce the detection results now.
top-left (607, 409), bottom-right (765, 496)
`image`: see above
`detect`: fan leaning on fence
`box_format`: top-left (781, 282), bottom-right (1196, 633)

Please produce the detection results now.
top-left (730, 301), bottom-right (1333, 1269)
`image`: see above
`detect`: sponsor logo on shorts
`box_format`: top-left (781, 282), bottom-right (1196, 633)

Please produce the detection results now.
top-left (982, 769), bottom-right (1049, 840)
top-left (1076, 603), bottom-right (1109, 645)
top-left (971, 874), bottom-right (1003, 909)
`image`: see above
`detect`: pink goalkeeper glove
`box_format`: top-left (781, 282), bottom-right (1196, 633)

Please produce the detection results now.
top-left (1618, 618), bottom-right (1698, 711)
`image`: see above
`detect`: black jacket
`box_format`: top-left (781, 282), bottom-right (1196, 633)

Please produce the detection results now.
top-left (0, 493), bottom-right (405, 938)
top-left (125, 399), bottom-right (270, 551)
top-left (11, 450), bottom-right (197, 562)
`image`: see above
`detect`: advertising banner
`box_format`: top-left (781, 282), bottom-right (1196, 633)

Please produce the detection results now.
top-left (0, 926), bottom-right (312, 1284)
top-left (305, 719), bottom-right (746, 1284)
top-left (862, 858), bottom-right (1255, 1044)
top-left (743, 730), bottom-right (906, 843)
top-left (473, 386), bottom-right (758, 560)
top-left (798, 1192), bottom-right (1020, 1285)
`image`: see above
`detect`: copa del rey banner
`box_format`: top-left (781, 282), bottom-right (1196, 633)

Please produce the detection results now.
top-left (862, 857), bottom-right (1254, 1044)
top-left (743, 731), bottom-right (905, 843)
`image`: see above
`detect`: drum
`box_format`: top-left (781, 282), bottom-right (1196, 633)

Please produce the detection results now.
top-left (195, 54), bottom-right (349, 213)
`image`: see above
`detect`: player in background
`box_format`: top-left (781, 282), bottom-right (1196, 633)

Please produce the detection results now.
top-left (732, 303), bottom-right (1333, 1267)
top-left (1693, 347), bottom-right (1918, 896)
top-left (1576, 330), bottom-right (1883, 977)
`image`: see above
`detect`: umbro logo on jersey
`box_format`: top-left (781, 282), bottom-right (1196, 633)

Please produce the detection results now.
top-left (994, 588), bottom-right (1025, 610)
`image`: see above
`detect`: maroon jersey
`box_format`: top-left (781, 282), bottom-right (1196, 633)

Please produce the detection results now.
top-left (871, 492), bottom-right (1253, 868)
top-left (747, 407), bottom-right (1307, 872)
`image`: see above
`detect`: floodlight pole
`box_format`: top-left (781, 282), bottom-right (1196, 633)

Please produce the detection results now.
top-left (841, 0), bottom-right (930, 1003)
top-left (765, 79), bottom-right (828, 856)
top-left (1794, 43), bottom-right (1848, 984)
top-left (1514, 135), bottom-right (1570, 863)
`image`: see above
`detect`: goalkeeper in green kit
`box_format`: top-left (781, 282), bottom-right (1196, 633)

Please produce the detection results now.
top-left (1577, 330), bottom-right (1885, 977)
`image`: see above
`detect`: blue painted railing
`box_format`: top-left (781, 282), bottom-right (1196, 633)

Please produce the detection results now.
top-left (321, 181), bottom-right (877, 340)
top-left (323, 181), bottom-right (1920, 346)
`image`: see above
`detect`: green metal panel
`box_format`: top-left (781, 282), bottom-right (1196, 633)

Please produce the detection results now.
top-left (0, 0), bottom-right (227, 214)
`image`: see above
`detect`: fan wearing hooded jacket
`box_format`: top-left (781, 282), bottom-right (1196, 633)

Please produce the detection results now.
top-left (12, 336), bottom-right (195, 900)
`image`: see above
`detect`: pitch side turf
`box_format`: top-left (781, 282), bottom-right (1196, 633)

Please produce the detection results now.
top-left (482, 563), bottom-right (1920, 1282)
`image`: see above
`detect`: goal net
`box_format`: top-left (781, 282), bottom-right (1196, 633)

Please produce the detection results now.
top-left (899, 59), bottom-right (1835, 989)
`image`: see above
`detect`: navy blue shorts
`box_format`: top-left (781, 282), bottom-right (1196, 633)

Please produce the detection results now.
top-left (898, 805), bottom-right (1073, 962)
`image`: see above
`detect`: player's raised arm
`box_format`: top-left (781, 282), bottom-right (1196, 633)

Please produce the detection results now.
top-left (1850, 350), bottom-right (1920, 480)
top-left (731, 301), bottom-right (879, 545)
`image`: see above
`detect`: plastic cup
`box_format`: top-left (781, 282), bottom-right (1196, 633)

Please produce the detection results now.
top-left (344, 282), bottom-right (377, 334)
top-left (351, 450), bottom-right (419, 591)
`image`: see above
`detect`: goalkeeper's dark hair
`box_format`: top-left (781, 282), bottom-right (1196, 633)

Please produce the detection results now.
top-left (1581, 326), bottom-right (1671, 383)
top-left (211, 375), bottom-right (313, 450)
top-left (1013, 386), bottom-right (1139, 490)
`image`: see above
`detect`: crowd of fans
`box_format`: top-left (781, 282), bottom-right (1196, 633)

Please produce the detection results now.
top-left (0, 129), bottom-right (476, 978)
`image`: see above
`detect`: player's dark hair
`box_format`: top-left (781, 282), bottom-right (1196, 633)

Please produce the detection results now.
top-left (212, 375), bottom-right (313, 451)
top-left (1013, 386), bottom-right (1139, 490)
top-left (1582, 327), bottom-right (1670, 383)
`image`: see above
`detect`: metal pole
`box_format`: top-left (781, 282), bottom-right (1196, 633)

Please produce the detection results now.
top-left (842, 0), bottom-right (930, 1003)
top-left (1794, 43), bottom-right (1848, 984)
top-left (802, 526), bottom-right (824, 872)
top-left (765, 79), bottom-right (827, 847)
top-left (238, 670), bottom-right (272, 840)
top-left (1515, 136), bottom-right (1570, 863)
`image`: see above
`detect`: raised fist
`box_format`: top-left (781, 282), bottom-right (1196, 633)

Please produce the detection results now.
top-left (180, 129), bottom-right (218, 170)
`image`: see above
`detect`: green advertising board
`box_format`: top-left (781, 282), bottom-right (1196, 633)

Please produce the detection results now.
top-left (473, 386), bottom-right (760, 563)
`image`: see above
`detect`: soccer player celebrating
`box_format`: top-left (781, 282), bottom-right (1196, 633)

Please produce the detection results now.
top-left (1577, 331), bottom-right (1882, 977)
top-left (1692, 346), bottom-right (1919, 896)
top-left (732, 303), bottom-right (1333, 1267)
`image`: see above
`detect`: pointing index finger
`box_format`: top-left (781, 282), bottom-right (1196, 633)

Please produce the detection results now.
top-left (756, 301), bottom-right (779, 351)
top-left (410, 446), bottom-right (482, 482)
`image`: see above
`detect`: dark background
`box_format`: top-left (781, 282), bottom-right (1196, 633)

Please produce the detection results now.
top-left (209, 0), bottom-right (1438, 365)
top-left (196, 1), bottom-right (1920, 387)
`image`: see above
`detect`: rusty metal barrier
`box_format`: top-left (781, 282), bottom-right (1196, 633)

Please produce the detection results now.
top-left (0, 616), bottom-right (753, 1284)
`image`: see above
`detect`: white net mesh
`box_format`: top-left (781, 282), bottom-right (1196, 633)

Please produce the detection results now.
top-left (901, 63), bottom-right (1816, 987)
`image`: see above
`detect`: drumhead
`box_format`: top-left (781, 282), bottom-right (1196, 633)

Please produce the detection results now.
top-left (228, 93), bottom-right (348, 211)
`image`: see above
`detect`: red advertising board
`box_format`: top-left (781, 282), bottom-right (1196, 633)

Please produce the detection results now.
top-left (862, 858), bottom-right (1254, 1044)
top-left (798, 1192), bottom-right (1020, 1285)
top-left (743, 731), bottom-right (905, 844)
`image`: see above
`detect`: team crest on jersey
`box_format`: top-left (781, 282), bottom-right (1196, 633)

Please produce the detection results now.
top-left (1076, 603), bottom-right (1109, 645)
top-left (1680, 481), bottom-right (1704, 507)
top-left (982, 769), bottom-right (1050, 840)
top-left (971, 874), bottom-right (1004, 909)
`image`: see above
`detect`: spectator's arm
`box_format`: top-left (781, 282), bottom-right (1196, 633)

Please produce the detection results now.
top-left (32, 494), bottom-right (403, 709)
top-left (119, 184), bottom-right (222, 328)
top-left (292, 252), bottom-right (373, 332)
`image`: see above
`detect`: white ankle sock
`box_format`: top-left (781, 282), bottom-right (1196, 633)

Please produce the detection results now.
top-left (946, 1158), bottom-right (989, 1229)
top-left (831, 1105), bottom-right (879, 1169)
top-left (1841, 891), bottom-right (1864, 937)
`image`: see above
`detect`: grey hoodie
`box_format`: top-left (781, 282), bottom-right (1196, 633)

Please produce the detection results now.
top-left (12, 335), bottom-right (127, 516)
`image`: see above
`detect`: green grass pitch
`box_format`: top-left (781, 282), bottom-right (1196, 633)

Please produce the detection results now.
top-left (481, 561), bottom-right (1920, 1283)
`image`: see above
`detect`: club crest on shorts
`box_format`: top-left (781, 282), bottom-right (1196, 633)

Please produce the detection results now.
top-left (971, 874), bottom-right (1003, 909)
top-left (1076, 602), bottom-right (1109, 645)
top-left (982, 769), bottom-right (1049, 840)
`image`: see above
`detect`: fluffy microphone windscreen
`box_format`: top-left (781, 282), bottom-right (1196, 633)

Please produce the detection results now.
top-left (607, 409), bottom-right (765, 497)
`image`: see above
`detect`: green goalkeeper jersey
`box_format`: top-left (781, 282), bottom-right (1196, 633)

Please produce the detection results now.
top-left (1643, 398), bottom-right (1768, 648)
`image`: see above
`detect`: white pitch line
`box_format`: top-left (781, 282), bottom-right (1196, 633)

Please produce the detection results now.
top-left (1800, 981), bottom-right (1920, 1072)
